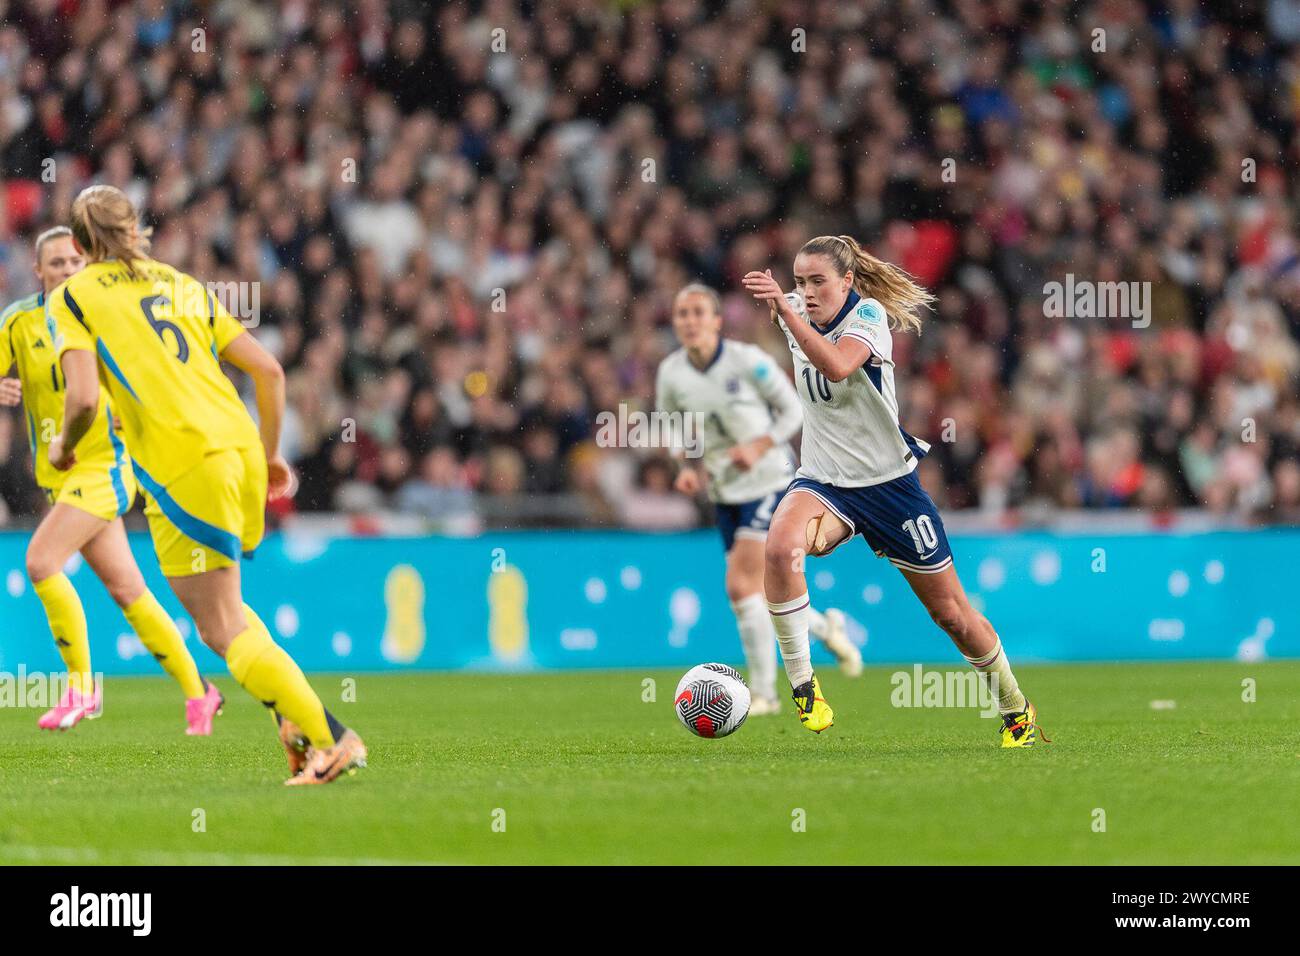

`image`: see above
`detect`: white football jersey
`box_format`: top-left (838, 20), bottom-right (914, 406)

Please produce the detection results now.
top-left (781, 290), bottom-right (929, 487)
top-left (656, 339), bottom-right (800, 503)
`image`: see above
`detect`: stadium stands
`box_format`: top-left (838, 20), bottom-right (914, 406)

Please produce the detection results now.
top-left (2, 0), bottom-right (1298, 529)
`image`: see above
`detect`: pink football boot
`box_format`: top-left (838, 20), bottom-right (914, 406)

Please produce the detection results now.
top-left (184, 681), bottom-right (225, 736)
top-left (37, 680), bottom-right (102, 731)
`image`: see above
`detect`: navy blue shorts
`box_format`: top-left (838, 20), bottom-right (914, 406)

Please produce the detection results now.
top-left (787, 470), bottom-right (953, 574)
top-left (715, 489), bottom-right (783, 552)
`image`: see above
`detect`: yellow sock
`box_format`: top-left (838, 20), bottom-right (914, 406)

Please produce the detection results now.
top-left (225, 606), bottom-right (334, 748)
top-left (123, 590), bottom-right (205, 699)
top-left (32, 573), bottom-right (92, 695)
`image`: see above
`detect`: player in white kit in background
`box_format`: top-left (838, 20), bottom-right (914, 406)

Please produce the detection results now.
top-left (657, 283), bottom-right (863, 714)
top-left (743, 237), bottom-right (1046, 746)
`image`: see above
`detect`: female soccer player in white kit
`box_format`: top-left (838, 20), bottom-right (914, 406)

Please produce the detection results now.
top-left (657, 283), bottom-right (862, 714)
top-left (742, 237), bottom-right (1045, 746)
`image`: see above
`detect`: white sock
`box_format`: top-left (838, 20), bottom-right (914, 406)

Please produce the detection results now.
top-left (731, 593), bottom-right (778, 702)
top-left (767, 593), bottom-right (813, 688)
top-left (806, 605), bottom-right (828, 639)
top-left (963, 637), bottom-right (1027, 714)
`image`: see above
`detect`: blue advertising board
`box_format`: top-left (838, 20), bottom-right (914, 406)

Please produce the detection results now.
top-left (0, 528), bottom-right (1293, 675)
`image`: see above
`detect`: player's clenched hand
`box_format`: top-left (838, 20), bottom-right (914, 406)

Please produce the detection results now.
top-left (0, 377), bottom-right (20, 406)
top-left (673, 467), bottom-right (702, 496)
top-left (48, 434), bottom-right (76, 471)
top-left (742, 270), bottom-right (791, 325)
top-left (267, 454), bottom-right (298, 500)
top-left (728, 441), bottom-right (763, 472)
top-left (742, 269), bottom-right (783, 301)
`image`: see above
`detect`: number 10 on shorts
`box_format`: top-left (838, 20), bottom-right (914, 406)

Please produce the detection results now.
top-left (903, 515), bottom-right (938, 554)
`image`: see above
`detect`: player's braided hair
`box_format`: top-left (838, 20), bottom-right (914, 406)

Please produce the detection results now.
top-left (69, 185), bottom-right (153, 279)
top-left (800, 235), bottom-right (935, 334)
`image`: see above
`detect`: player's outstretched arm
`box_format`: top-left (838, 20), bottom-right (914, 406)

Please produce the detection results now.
top-left (53, 348), bottom-right (99, 470)
top-left (752, 348), bottom-right (801, 443)
top-left (742, 270), bottom-right (871, 382)
top-left (220, 331), bottom-right (293, 498)
top-left (656, 359), bottom-right (702, 494)
top-left (801, 327), bottom-right (871, 383)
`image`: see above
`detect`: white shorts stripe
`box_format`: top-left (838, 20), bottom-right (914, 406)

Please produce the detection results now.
top-left (890, 555), bottom-right (953, 574)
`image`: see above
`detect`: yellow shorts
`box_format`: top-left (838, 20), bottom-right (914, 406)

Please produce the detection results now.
top-left (135, 446), bottom-right (267, 578)
top-left (43, 457), bottom-right (136, 523)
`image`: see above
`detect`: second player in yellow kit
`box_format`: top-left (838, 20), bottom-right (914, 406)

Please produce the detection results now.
top-left (48, 184), bottom-right (366, 784)
top-left (1, 289), bottom-right (133, 523)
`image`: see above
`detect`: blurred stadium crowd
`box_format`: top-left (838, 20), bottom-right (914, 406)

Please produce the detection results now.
top-left (2, 0), bottom-right (1300, 531)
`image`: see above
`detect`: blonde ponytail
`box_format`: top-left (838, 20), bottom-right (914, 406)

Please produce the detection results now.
top-left (800, 235), bottom-right (934, 334)
top-left (70, 185), bottom-right (152, 279)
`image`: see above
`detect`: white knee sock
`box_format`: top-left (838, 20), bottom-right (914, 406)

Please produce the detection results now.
top-left (963, 637), bottom-right (1027, 714)
top-left (767, 593), bottom-right (813, 688)
top-left (731, 593), bottom-right (778, 702)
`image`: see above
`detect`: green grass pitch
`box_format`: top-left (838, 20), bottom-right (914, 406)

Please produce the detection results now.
top-left (1, 661), bottom-right (1297, 865)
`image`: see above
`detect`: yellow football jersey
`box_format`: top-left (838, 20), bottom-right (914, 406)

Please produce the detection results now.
top-left (47, 259), bottom-right (261, 489)
top-left (0, 290), bottom-right (126, 493)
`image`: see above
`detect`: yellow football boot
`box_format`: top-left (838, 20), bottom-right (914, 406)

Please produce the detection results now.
top-left (1000, 700), bottom-right (1049, 748)
top-left (791, 675), bottom-right (834, 733)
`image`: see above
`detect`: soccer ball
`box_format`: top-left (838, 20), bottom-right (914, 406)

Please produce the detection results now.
top-left (674, 663), bottom-right (751, 739)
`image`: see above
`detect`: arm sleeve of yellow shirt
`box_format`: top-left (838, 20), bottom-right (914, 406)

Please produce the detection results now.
top-left (46, 287), bottom-right (96, 358)
top-left (209, 289), bottom-right (248, 355)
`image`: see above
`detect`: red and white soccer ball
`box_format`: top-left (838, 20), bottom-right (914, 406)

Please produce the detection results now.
top-left (674, 663), bottom-right (751, 739)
